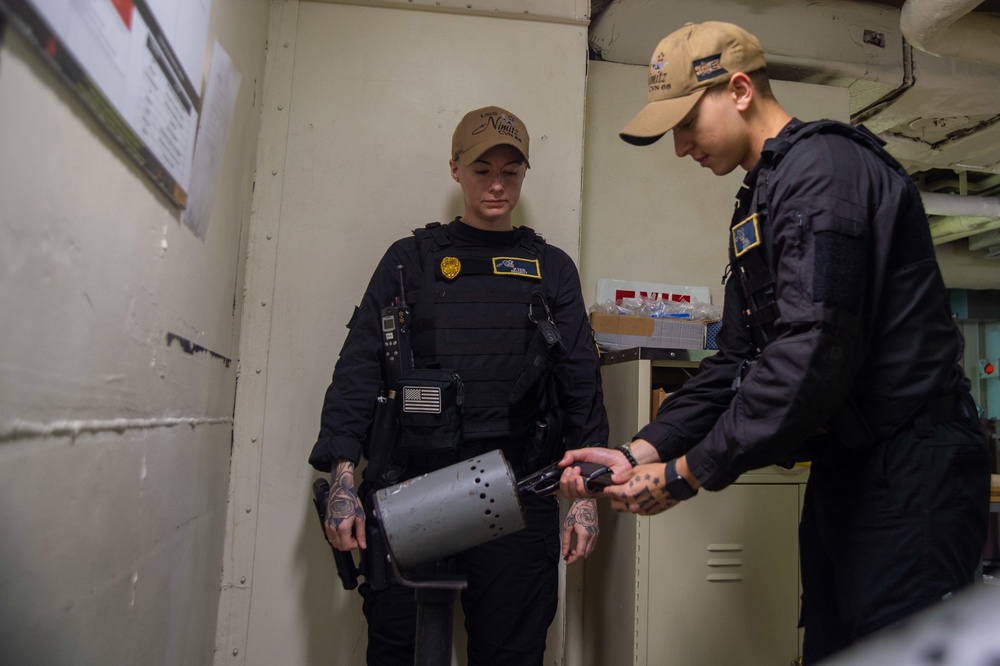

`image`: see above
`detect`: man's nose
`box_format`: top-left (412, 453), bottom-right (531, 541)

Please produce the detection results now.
top-left (673, 131), bottom-right (689, 158)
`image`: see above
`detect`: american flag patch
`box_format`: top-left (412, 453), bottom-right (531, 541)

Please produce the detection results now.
top-left (403, 386), bottom-right (442, 414)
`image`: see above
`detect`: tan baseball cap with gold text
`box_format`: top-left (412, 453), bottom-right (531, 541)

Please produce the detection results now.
top-left (620, 21), bottom-right (766, 146)
top-left (452, 106), bottom-right (530, 167)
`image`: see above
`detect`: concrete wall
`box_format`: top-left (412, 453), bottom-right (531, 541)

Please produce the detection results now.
top-left (0, 1), bottom-right (271, 664)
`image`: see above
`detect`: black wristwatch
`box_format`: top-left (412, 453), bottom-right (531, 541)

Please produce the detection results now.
top-left (664, 458), bottom-right (698, 501)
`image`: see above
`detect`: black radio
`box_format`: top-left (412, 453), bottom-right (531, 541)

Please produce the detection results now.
top-left (381, 265), bottom-right (413, 385)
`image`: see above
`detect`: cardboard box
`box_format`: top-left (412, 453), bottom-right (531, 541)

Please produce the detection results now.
top-left (651, 388), bottom-right (669, 421)
top-left (590, 312), bottom-right (706, 351)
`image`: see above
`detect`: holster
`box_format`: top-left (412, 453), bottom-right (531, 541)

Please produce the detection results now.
top-left (509, 322), bottom-right (564, 474)
top-left (358, 481), bottom-right (393, 591)
top-left (520, 408), bottom-right (565, 475)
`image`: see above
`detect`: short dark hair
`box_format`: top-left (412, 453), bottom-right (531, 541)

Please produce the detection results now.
top-left (704, 68), bottom-right (774, 102)
top-left (747, 69), bottom-right (775, 101)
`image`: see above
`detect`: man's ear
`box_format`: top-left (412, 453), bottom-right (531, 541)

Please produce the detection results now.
top-left (449, 159), bottom-right (460, 182)
top-left (729, 72), bottom-right (753, 111)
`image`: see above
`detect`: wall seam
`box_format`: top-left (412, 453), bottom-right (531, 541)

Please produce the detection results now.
top-left (213, 1), bottom-right (300, 664)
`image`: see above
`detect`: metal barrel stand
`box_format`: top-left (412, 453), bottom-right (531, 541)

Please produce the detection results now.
top-left (412, 576), bottom-right (466, 666)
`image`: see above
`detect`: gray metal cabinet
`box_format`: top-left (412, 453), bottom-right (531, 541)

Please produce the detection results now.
top-left (582, 349), bottom-right (807, 666)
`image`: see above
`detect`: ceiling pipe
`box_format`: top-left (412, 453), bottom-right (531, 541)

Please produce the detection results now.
top-left (929, 216), bottom-right (1000, 245)
top-left (923, 191), bottom-right (1000, 245)
top-left (968, 228), bottom-right (1000, 252)
top-left (921, 191), bottom-right (1000, 219)
top-left (900, 0), bottom-right (1000, 67)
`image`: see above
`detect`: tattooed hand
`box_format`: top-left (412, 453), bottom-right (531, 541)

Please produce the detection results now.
top-left (562, 498), bottom-right (599, 564)
top-left (325, 459), bottom-right (367, 551)
top-left (605, 463), bottom-right (680, 516)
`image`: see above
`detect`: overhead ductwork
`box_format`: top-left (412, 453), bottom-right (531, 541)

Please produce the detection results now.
top-left (589, 0), bottom-right (1000, 177)
top-left (900, 0), bottom-right (1000, 67)
top-left (589, 0), bottom-right (1000, 253)
top-left (924, 192), bottom-right (1000, 246)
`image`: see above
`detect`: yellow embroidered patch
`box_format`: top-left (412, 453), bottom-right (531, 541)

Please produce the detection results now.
top-left (732, 213), bottom-right (762, 258)
top-left (492, 256), bottom-right (542, 279)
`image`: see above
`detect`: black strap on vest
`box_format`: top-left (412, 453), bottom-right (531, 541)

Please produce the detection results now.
top-left (730, 164), bottom-right (780, 351)
top-left (417, 218), bottom-right (546, 255)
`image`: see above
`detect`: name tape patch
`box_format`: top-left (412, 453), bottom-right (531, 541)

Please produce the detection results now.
top-left (492, 256), bottom-right (541, 279)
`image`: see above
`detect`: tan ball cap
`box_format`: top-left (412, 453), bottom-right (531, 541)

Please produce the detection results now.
top-left (620, 21), bottom-right (766, 146)
top-left (452, 106), bottom-right (530, 167)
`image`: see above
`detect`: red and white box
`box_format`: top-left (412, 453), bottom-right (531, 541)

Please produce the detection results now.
top-left (595, 279), bottom-right (711, 306)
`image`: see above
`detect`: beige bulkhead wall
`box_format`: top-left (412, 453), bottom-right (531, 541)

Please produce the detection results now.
top-left (0, 0), bottom-right (270, 664)
top-left (219, 4), bottom-right (869, 666)
top-left (581, 62), bottom-right (851, 310)
top-left (222, 1), bottom-right (592, 665)
top-left (0, 0), bottom-right (988, 664)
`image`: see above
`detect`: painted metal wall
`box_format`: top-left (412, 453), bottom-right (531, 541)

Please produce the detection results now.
top-left (217, 2), bottom-right (591, 664)
top-left (3, 1), bottom-right (994, 665)
top-left (581, 61), bottom-right (851, 309)
top-left (0, 1), bottom-right (271, 663)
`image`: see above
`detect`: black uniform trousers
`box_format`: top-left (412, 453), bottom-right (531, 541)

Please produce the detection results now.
top-left (360, 494), bottom-right (560, 666)
top-left (799, 393), bottom-right (990, 663)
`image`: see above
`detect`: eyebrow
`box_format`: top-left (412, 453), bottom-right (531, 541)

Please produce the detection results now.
top-left (472, 159), bottom-right (524, 168)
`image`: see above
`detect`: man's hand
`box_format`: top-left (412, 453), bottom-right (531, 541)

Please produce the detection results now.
top-left (557, 447), bottom-right (632, 499)
top-left (325, 459), bottom-right (366, 550)
top-left (605, 463), bottom-right (679, 516)
top-left (562, 498), bottom-right (599, 564)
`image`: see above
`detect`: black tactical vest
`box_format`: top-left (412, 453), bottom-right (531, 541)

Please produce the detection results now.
top-left (730, 120), bottom-right (907, 353)
top-left (409, 221), bottom-right (557, 443)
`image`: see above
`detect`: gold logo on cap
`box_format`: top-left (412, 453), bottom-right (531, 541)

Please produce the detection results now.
top-left (440, 256), bottom-right (461, 280)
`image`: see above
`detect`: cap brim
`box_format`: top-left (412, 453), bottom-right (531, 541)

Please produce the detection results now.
top-left (457, 140), bottom-right (530, 167)
top-left (619, 89), bottom-right (706, 146)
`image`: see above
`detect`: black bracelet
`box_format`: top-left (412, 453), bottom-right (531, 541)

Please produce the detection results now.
top-left (616, 443), bottom-right (639, 468)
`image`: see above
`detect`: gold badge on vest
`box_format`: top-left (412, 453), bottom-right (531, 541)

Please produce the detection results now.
top-left (440, 256), bottom-right (462, 280)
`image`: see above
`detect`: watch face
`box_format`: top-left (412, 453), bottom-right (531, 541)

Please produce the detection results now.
top-left (666, 476), bottom-right (695, 501)
top-left (665, 461), bottom-right (697, 501)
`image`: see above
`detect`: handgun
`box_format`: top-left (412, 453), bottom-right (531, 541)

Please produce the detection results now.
top-left (311, 477), bottom-right (361, 590)
top-left (517, 460), bottom-right (613, 498)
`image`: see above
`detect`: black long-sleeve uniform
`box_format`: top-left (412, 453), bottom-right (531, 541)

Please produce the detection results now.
top-left (309, 219), bottom-right (608, 472)
top-left (309, 218), bottom-right (609, 666)
top-left (638, 119), bottom-right (971, 484)
top-left (636, 119), bottom-right (989, 661)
